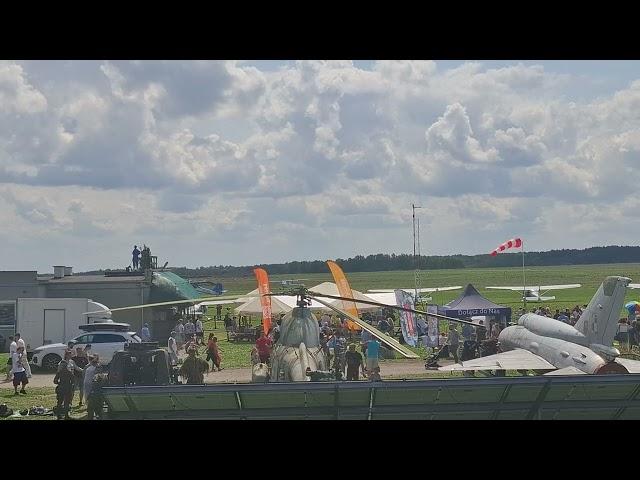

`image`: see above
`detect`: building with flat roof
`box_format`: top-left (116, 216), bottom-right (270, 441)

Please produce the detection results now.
top-left (0, 266), bottom-right (202, 351)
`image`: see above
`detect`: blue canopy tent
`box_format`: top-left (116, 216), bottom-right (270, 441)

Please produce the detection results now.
top-left (438, 284), bottom-right (512, 327)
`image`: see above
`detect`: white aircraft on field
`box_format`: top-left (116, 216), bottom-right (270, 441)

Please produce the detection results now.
top-left (367, 286), bottom-right (462, 302)
top-left (485, 284), bottom-right (581, 302)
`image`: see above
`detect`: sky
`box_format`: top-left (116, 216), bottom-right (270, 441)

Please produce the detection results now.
top-left (1, 60), bottom-right (640, 273)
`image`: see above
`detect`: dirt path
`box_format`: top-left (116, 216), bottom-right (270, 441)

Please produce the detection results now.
top-left (0, 358), bottom-right (455, 388)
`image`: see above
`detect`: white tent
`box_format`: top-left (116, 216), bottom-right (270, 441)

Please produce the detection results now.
top-left (308, 282), bottom-right (381, 311)
top-left (364, 292), bottom-right (400, 307)
top-left (234, 296), bottom-right (293, 315)
top-left (232, 282), bottom-right (389, 316)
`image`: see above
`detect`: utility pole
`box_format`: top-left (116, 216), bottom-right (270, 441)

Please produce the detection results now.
top-left (412, 203), bottom-right (422, 305)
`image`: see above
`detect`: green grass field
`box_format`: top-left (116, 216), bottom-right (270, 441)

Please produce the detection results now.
top-left (218, 263), bottom-right (640, 314)
top-left (0, 386), bottom-right (88, 421)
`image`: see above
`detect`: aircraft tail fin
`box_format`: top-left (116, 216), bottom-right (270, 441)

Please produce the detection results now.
top-left (574, 276), bottom-right (631, 347)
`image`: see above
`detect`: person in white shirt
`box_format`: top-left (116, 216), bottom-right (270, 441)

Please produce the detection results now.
top-left (15, 333), bottom-right (32, 378)
top-left (5, 335), bottom-right (16, 381)
top-left (195, 318), bottom-right (204, 345)
top-left (83, 355), bottom-right (100, 400)
top-left (175, 321), bottom-right (185, 350)
top-left (168, 331), bottom-right (178, 366)
top-left (11, 346), bottom-right (28, 395)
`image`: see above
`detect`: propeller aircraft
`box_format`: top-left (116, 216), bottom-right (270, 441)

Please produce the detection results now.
top-left (485, 284), bottom-right (581, 302)
top-left (368, 286), bottom-right (462, 302)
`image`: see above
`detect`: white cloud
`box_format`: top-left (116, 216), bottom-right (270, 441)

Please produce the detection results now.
top-left (0, 60), bottom-right (639, 271)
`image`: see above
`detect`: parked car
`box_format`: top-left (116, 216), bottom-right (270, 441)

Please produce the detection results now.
top-left (31, 323), bottom-right (141, 371)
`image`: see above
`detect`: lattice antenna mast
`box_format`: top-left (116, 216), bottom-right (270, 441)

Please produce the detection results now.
top-left (412, 203), bottom-right (423, 305)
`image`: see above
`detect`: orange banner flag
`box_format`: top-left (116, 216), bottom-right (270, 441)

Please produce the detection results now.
top-left (326, 260), bottom-right (361, 331)
top-left (254, 268), bottom-right (272, 335)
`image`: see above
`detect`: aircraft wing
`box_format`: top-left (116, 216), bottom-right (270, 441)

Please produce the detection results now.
top-left (486, 286), bottom-right (531, 291)
top-left (439, 349), bottom-right (556, 371)
top-left (537, 284), bottom-right (581, 290)
top-left (486, 284), bottom-right (580, 291)
top-left (628, 284), bottom-right (640, 289)
top-left (543, 366), bottom-right (586, 375)
top-left (615, 357), bottom-right (640, 373)
top-left (368, 286), bottom-right (461, 293)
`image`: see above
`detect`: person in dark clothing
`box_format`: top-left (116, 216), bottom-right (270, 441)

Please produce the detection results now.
top-left (476, 321), bottom-right (487, 342)
top-left (461, 339), bottom-right (478, 361)
top-left (179, 347), bottom-right (210, 384)
top-left (345, 344), bottom-right (365, 381)
top-left (132, 245), bottom-right (141, 270)
top-left (377, 317), bottom-right (391, 334)
top-left (86, 373), bottom-right (107, 420)
top-left (54, 351), bottom-right (75, 420)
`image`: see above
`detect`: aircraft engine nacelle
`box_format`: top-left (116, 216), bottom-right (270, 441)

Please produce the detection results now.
top-left (518, 313), bottom-right (588, 346)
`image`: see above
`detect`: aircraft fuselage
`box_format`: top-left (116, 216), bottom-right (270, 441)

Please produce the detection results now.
top-left (498, 313), bottom-right (628, 374)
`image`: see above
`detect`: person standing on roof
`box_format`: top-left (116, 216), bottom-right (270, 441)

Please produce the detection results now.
top-left (132, 245), bottom-right (141, 270)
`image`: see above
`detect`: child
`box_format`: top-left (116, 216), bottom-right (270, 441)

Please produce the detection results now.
top-left (11, 346), bottom-right (28, 395)
top-left (368, 366), bottom-right (382, 382)
top-left (206, 335), bottom-right (223, 371)
top-left (250, 346), bottom-right (260, 366)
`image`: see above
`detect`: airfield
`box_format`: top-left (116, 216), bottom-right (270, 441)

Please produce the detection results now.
top-left (219, 263), bottom-right (640, 312)
top-left (3, 262), bottom-right (640, 420)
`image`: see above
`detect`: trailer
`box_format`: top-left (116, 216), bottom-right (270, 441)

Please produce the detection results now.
top-left (14, 298), bottom-right (112, 352)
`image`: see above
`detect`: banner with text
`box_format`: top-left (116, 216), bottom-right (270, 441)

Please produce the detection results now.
top-left (395, 289), bottom-right (418, 347)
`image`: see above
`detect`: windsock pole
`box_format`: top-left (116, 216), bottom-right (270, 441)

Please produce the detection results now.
top-left (522, 240), bottom-right (526, 311)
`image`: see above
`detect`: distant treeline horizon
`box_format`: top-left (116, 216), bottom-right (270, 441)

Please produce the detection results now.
top-left (80, 245), bottom-right (640, 278)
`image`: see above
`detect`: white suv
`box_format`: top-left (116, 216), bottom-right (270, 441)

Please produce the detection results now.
top-left (31, 324), bottom-right (141, 371)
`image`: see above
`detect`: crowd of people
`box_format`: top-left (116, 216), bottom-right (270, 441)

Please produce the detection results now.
top-left (5, 333), bottom-right (32, 394)
top-left (248, 312), bottom-right (386, 382)
top-left (167, 316), bottom-right (224, 377)
top-left (53, 346), bottom-right (105, 420)
top-left (517, 305), bottom-right (586, 325)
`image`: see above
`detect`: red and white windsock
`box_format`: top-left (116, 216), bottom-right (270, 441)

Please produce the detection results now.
top-left (490, 238), bottom-right (522, 256)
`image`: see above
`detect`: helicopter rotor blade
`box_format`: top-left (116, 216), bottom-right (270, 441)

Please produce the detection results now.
top-left (83, 293), bottom-right (261, 315)
top-left (308, 295), bottom-right (419, 359)
top-left (309, 292), bottom-right (479, 327)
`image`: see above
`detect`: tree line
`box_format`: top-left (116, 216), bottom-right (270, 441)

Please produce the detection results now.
top-left (168, 245), bottom-right (640, 278)
top-left (80, 245), bottom-right (640, 278)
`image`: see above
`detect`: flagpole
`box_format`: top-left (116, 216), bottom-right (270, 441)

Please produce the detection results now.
top-left (522, 240), bottom-right (526, 312)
